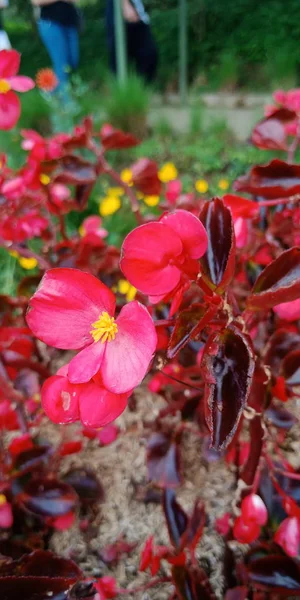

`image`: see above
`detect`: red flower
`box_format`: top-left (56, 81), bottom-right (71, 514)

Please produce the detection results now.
top-left (36, 68), bottom-right (58, 92)
top-left (120, 209), bottom-right (208, 297)
top-left (100, 123), bottom-right (140, 150)
top-left (42, 366), bottom-right (129, 428)
top-left (8, 433), bottom-right (34, 456)
top-left (27, 268), bottom-right (157, 393)
top-left (274, 517), bottom-right (300, 557)
top-left (0, 50), bottom-right (34, 130)
top-left (241, 494), bottom-right (268, 526)
top-left (233, 516), bottom-right (260, 544)
top-left (94, 576), bottom-right (117, 600)
top-left (273, 298), bottom-right (300, 321)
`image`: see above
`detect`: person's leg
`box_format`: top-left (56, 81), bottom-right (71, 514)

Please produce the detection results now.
top-left (126, 22), bottom-right (158, 83)
top-left (37, 19), bottom-right (70, 88)
top-left (65, 26), bottom-right (79, 72)
top-left (105, 0), bottom-right (117, 73)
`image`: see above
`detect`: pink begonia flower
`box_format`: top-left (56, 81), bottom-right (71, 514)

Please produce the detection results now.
top-left (0, 50), bottom-right (34, 130)
top-left (165, 179), bottom-right (182, 205)
top-left (274, 517), bottom-right (300, 557)
top-left (120, 209), bottom-right (208, 296)
top-left (42, 366), bottom-right (130, 428)
top-left (234, 216), bottom-right (249, 248)
top-left (273, 298), bottom-right (300, 322)
top-left (27, 268), bottom-right (157, 393)
top-left (81, 215), bottom-right (108, 240)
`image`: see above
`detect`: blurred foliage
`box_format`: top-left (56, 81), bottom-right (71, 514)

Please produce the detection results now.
top-left (5, 0), bottom-right (300, 90)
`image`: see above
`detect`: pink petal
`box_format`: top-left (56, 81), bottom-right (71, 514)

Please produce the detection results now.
top-left (0, 50), bottom-right (20, 77)
top-left (160, 209), bottom-right (208, 259)
top-left (0, 91), bottom-right (20, 130)
top-left (26, 268), bottom-right (115, 350)
top-left (102, 301), bottom-right (157, 393)
top-left (8, 76), bottom-right (35, 92)
top-left (68, 342), bottom-right (105, 383)
top-left (41, 375), bottom-right (80, 424)
top-left (273, 298), bottom-right (300, 321)
top-left (120, 222), bottom-right (182, 295)
top-left (79, 382), bottom-right (129, 427)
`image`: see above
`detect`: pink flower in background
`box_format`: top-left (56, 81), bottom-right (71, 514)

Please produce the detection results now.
top-left (80, 216), bottom-right (108, 241)
top-left (27, 268), bottom-right (157, 393)
top-left (274, 517), bottom-right (300, 557)
top-left (165, 179), bottom-right (182, 205)
top-left (120, 209), bottom-right (208, 297)
top-left (0, 50), bottom-right (34, 130)
top-left (273, 298), bottom-right (300, 321)
top-left (234, 216), bottom-right (249, 248)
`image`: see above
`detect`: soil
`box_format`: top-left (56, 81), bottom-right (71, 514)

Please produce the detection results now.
top-left (38, 386), bottom-right (300, 600)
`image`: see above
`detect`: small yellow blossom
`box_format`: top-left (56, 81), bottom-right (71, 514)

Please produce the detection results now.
top-left (118, 279), bottom-right (137, 301)
top-left (33, 393), bottom-right (41, 403)
top-left (40, 173), bottom-right (51, 186)
top-left (99, 195), bottom-right (121, 217)
top-left (137, 191), bottom-right (145, 200)
top-left (120, 169), bottom-right (133, 186)
top-left (9, 250), bottom-right (19, 259)
top-left (0, 494), bottom-right (7, 505)
top-left (107, 186), bottom-right (124, 197)
top-left (195, 179), bottom-right (209, 194)
top-left (78, 225), bottom-right (85, 237)
top-left (218, 178), bottom-right (230, 191)
top-left (19, 257), bottom-right (38, 270)
top-left (143, 195), bottom-right (160, 207)
top-left (158, 162), bottom-right (178, 183)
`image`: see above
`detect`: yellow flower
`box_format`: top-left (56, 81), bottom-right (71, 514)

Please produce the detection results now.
top-left (19, 257), bottom-right (38, 270)
top-left (195, 179), bottom-right (209, 194)
top-left (40, 173), bottom-right (50, 186)
top-left (118, 279), bottom-right (137, 301)
top-left (218, 178), bottom-right (230, 191)
top-left (137, 191), bottom-right (145, 200)
top-left (107, 186), bottom-right (124, 197)
top-left (78, 225), bottom-right (85, 237)
top-left (120, 169), bottom-right (133, 186)
top-left (9, 250), bottom-right (19, 259)
top-left (143, 195), bottom-right (160, 207)
top-left (158, 162), bottom-right (178, 183)
top-left (99, 195), bottom-right (121, 217)
top-left (0, 494), bottom-right (7, 505)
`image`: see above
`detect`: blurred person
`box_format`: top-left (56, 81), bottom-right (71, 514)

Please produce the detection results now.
top-left (0, 0), bottom-right (11, 50)
top-left (31, 0), bottom-right (81, 91)
top-left (106, 0), bottom-right (158, 83)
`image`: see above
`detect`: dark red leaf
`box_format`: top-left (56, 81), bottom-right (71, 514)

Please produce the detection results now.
top-left (55, 155), bottom-right (97, 186)
top-left (247, 555), bottom-right (300, 595)
top-left (265, 405), bottom-right (297, 429)
top-left (234, 159), bottom-right (300, 199)
top-left (199, 198), bottom-right (236, 293)
top-left (248, 247), bottom-right (300, 309)
top-left (167, 303), bottom-right (207, 359)
top-left (17, 477), bottom-right (78, 517)
top-left (62, 469), bottom-right (104, 506)
top-left (202, 326), bottom-right (255, 449)
top-left (75, 183), bottom-right (94, 210)
top-left (283, 350), bottom-right (300, 389)
top-left (131, 158), bottom-right (162, 195)
top-left (0, 576), bottom-right (77, 600)
top-left (13, 445), bottom-right (52, 475)
top-left (147, 432), bottom-right (182, 488)
top-left (172, 565), bottom-right (216, 600)
top-left (250, 108), bottom-right (296, 150)
top-left (241, 416), bottom-right (264, 487)
top-left (100, 124), bottom-right (140, 150)
top-left (265, 329), bottom-right (300, 373)
top-left (0, 550), bottom-right (81, 578)
top-left (224, 587), bottom-right (248, 600)
top-left (163, 489), bottom-right (188, 549)
top-left (180, 499), bottom-right (205, 552)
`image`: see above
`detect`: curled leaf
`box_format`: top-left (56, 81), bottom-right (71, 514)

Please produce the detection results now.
top-left (248, 247), bottom-right (300, 310)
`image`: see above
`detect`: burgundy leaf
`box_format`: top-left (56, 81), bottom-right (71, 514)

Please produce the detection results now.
top-left (100, 124), bottom-right (140, 150)
top-left (131, 158), bottom-right (161, 195)
top-left (147, 432), bottom-right (182, 488)
top-left (234, 159), bottom-right (300, 199)
top-left (167, 303), bottom-right (207, 359)
top-left (172, 565), bottom-right (216, 600)
top-left (250, 108), bottom-right (296, 151)
top-left (241, 416), bottom-right (264, 487)
top-left (55, 155), bottom-right (97, 186)
top-left (248, 247), bottom-right (300, 309)
top-left (199, 198), bottom-right (236, 293)
top-left (13, 445), bottom-right (53, 475)
top-left (0, 576), bottom-right (77, 600)
top-left (202, 326), bottom-right (255, 449)
top-left (17, 478), bottom-right (78, 517)
top-left (62, 469), bottom-right (104, 506)
top-left (0, 550), bottom-right (81, 578)
top-left (180, 499), bottom-right (205, 552)
top-left (247, 555), bottom-right (300, 595)
top-left (163, 489), bottom-right (188, 549)
top-left (224, 587), bottom-right (248, 600)
top-left (265, 405), bottom-right (297, 430)
top-left (75, 183), bottom-right (94, 210)
top-left (265, 329), bottom-right (300, 373)
top-left (283, 350), bottom-right (300, 389)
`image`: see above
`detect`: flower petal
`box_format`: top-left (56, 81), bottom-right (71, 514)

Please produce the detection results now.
top-left (120, 222), bottom-right (182, 295)
top-left (102, 301), bottom-right (157, 393)
top-left (0, 50), bottom-right (20, 78)
top-left (79, 382), bottom-right (129, 427)
top-left (0, 91), bottom-right (20, 130)
top-left (26, 268), bottom-right (116, 349)
top-left (68, 342), bottom-right (105, 383)
top-left (41, 375), bottom-right (80, 424)
top-left (160, 209), bottom-right (208, 259)
top-left (8, 76), bottom-right (35, 92)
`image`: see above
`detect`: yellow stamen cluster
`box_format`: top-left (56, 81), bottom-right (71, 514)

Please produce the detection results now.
top-left (90, 311), bottom-right (118, 343)
top-left (0, 79), bottom-right (11, 94)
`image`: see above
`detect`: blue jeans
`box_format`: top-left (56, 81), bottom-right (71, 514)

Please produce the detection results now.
top-left (38, 19), bottom-right (79, 90)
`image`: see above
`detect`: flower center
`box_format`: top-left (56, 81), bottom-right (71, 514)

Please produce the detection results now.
top-left (0, 79), bottom-right (11, 94)
top-left (90, 311), bottom-right (118, 343)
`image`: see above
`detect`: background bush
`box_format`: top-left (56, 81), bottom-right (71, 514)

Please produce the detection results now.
top-left (7, 0), bottom-right (300, 90)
